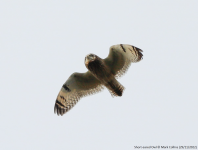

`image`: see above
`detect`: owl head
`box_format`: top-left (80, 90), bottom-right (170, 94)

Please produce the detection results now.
top-left (85, 54), bottom-right (97, 65)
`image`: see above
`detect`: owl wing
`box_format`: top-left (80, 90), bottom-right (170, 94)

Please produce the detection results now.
top-left (104, 44), bottom-right (143, 78)
top-left (54, 71), bottom-right (104, 116)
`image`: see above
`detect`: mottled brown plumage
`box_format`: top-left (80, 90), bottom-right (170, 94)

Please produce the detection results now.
top-left (85, 55), bottom-right (124, 97)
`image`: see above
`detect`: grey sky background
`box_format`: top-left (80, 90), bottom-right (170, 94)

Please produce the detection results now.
top-left (1, 0), bottom-right (198, 149)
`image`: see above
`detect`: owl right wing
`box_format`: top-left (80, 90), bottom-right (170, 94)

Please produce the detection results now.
top-left (104, 44), bottom-right (143, 78)
top-left (54, 71), bottom-right (104, 116)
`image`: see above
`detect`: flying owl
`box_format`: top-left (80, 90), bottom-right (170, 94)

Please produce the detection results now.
top-left (54, 44), bottom-right (143, 116)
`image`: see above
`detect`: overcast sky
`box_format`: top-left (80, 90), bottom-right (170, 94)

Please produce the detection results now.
top-left (1, 0), bottom-right (198, 149)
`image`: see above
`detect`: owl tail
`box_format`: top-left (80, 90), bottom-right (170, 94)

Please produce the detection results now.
top-left (107, 79), bottom-right (125, 97)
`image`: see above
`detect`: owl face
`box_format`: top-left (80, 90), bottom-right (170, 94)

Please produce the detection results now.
top-left (85, 54), bottom-right (96, 65)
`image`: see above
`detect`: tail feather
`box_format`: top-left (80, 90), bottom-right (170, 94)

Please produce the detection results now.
top-left (107, 80), bottom-right (124, 97)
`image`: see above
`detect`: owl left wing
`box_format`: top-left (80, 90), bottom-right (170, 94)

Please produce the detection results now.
top-left (54, 71), bottom-right (104, 116)
top-left (104, 44), bottom-right (143, 78)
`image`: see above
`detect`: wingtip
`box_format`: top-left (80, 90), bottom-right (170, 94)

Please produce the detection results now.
top-left (132, 46), bottom-right (143, 62)
top-left (54, 100), bottom-right (67, 116)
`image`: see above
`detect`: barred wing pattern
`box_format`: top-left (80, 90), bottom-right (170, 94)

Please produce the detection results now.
top-left (54, 71), bottom-right (104, 116)
top-left (104, 44), bottom-right (143, 78)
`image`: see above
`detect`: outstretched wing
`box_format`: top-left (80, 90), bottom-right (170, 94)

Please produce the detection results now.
top-left (104, 44), bottom-right (143, 78)
top-left (54, 71), bottom-right (104, 116)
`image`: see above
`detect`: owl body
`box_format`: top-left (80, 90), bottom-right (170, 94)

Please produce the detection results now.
top-left (85, 55), bottom-right (124, 96)
top-left (54, 44), bottom-right (143, 116)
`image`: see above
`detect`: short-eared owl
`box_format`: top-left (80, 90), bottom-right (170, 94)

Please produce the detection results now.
top-left (54, 44), bottom-right (143, 116)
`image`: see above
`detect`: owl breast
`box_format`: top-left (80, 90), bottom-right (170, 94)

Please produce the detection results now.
top-left (86, 57), bottom-right (112, 83)
top-left (86, 58), bottom-right (124, 97)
